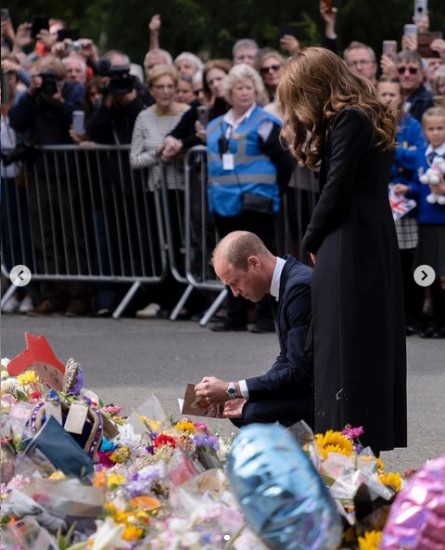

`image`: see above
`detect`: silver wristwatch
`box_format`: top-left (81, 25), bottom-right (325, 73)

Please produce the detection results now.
top-left (226, 381), bottom-right (238, 400)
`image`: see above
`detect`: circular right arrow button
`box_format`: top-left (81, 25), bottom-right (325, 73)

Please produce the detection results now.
top-left (413, 265), bottom-right (436, 287)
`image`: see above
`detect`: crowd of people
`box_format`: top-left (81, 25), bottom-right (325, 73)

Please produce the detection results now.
top-left (1, 3), bottom-right (444, 340)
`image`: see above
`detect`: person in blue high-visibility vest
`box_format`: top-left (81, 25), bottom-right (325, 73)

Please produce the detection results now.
top-left (206, 63), bottom-right (294, 333)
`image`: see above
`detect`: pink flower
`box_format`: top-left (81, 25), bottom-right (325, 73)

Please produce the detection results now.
top-left (341, 425), bottom-right (364, 440)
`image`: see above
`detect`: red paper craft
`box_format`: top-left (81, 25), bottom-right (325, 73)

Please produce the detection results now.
top-left (7, 333), bottom-right (66, 390)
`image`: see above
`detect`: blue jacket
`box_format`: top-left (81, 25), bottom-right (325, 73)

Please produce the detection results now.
top-left (391, 114), bottom-right (426, 185)
top-left (246, 256), bottom-right (313, 399)
top-left (406, 148), bottom-right (445, 224)
top-left (206, 105), bottom-right (281, 216)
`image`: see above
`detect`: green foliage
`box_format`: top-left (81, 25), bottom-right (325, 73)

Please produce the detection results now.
top-left (6, 0), bottom-right (445, 64)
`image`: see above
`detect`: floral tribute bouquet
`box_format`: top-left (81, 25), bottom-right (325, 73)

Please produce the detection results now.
top-left (0, 334), bottom-right (436, 550)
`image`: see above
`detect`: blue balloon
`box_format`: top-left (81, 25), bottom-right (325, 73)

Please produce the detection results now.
top-left (227, 424), bottom-right (343, 550)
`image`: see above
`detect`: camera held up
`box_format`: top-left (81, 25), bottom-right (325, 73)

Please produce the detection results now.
top-left (97, 59), bottom-right (135, 95)
top-left (38, 71), bottom-right (60, 97)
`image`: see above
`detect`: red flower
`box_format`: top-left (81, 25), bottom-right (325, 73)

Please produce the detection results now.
top-left (153, 434), bottom-right (177, 449)
top-left (30, 391), bottom-right (41, 400)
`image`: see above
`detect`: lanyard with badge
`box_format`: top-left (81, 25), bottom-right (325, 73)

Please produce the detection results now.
top-left (218, 124), bottom-right (235, 170)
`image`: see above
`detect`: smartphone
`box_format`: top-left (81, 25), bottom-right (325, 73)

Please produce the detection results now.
top-left (57, 28), bottom-right (80, 41)
top-left (31, 15), bottom-right (50, 39)
top-left (197, 105), bottom-right (209, 128)
top-left (72, 111), bottom-right (85, 135)
top-left (1, 8), bottom-right (10, 21)
top-left (278, 23), bottom-right (298, 39)
top-left (382, 40), bottom-right (397, 61)
top-left (404, 24), bottom-right (418, 39)
top-left (413, 0), bottom-right (428, 23)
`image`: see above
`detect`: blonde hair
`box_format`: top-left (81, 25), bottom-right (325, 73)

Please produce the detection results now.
top-left (422, 106), bottom-right (445, 124)
top-left (223, 63), bottom-right (267, 106)
top-left (147, 64), bottom-right (179, 88)
top-left (277, 47), bottom-right (396, 170)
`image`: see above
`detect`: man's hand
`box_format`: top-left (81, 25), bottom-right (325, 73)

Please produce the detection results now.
top-left (380, 54), bottom-right (397, 78)
top-left (195, 376), bottom-right (231, 404)
top-left (223, 398), bottom-right (246, 419)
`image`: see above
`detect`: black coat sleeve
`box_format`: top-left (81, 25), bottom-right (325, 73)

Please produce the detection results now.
top-left (261, 123), bottom-right (296, 194)
top-left (302, 108), bottom-right (373, 253)
top-left (245, 282), bottom-right (312, 399)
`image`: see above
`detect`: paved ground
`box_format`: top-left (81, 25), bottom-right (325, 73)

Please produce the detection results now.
top-left (1, 314), bottom-right (444, 473)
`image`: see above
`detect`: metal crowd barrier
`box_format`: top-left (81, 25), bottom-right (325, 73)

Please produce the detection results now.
top-left (1, 145), bottom-right (167, 318)
top-left (1, 144), bottom-right (318, 323)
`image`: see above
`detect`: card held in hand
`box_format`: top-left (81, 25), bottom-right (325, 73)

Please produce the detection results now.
top-left (179, 384), bottom-right (225, 418)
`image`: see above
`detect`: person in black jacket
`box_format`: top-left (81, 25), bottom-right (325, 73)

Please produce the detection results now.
top-left (9, 54), bottom-right (92, 316)
top-left (195, 230), bottom-right (313, 428)
top-left (278, 47), bottom-right (407, 455)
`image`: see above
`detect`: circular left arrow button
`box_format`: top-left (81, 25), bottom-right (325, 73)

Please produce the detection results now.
top-left (9, 265), bottom-right (32, 287)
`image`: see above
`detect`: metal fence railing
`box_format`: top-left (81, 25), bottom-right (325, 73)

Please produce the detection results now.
top-left (1, 144), bottom-right (318, 323)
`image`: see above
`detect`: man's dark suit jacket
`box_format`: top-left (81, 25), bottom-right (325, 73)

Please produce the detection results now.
top-left (240, 255), bottom-right (313, 427)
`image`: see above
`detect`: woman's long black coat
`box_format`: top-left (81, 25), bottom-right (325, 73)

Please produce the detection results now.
top-left (302, 107), bottom-right (407, 453)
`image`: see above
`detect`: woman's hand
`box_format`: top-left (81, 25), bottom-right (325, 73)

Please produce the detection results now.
top-left (195, 120), bottom-right (207, 142)
top-left (280, 34), bottom-right (300, 56)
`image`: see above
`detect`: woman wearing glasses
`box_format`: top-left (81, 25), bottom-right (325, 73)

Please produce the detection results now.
top-left (257, 49), bottom-right (285, 103)
top-left (278, 47), bottom-right (407, 455)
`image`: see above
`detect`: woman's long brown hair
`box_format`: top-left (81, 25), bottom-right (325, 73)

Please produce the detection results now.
top-left (277, 47), bottom-right (396, 170)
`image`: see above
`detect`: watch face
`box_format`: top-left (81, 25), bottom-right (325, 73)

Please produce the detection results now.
top-left (227, 384), bottom-right (237, 400)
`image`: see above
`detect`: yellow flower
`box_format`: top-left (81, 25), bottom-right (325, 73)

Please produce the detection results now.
top-left (110, 446), bottom-right (130, 464)
top-left (48, 470), bottom-right (66, 481)
top-left (379, 471), bottom-right (402, 492)
top-left (139, 416), bottom-right (162, 432)
top-left (106, 472), bottom-right (126, 489)
top-left (315, 430), bottom-right (354, 459)
top-left (358, 530), bottom-right (382, 550)
top-left (16, 370), bottom-right (40, 385)
top-left (376, 457), bottom-right (385, 471)
top-left (114, 510), bottom-right (131, 524)
top-left (122, 524), bottom-right (145, 541)
top-left (174, 420), bottom-right (196, 434)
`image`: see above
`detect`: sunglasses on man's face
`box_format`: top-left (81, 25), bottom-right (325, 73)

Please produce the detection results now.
top-left (260, 64), bottom-right (281, 75)
top-left (397, 66), bottom-right (419, 75)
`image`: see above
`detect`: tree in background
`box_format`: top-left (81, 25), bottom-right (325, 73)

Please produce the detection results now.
top-left (7, 0), bottom-right (445, 66)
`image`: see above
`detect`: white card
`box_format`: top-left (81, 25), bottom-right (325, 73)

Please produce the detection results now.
top-left (64, 402), bottom-right (88, 435)
top-left (222, 153), bottom-right (234, 170)
top-left (45, 402), bottom-right (62, 425)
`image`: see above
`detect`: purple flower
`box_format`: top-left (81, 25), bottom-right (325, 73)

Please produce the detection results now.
top-left (68, 364), bottom-right (85, 396)
top-left (126, 464), bottom-right (165, 497)
top-left (193, 434), bottom-right (220, 451)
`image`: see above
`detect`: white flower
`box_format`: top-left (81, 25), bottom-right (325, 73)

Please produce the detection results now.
top-left (90, 518), bottom-right (131, 550)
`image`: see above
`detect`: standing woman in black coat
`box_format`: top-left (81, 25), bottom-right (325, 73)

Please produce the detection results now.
top-left (277, 47), bottom-right (407, 454)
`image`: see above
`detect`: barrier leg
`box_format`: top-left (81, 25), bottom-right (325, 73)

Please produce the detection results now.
top-left (199, 288), bottom-right (228, 327)
top-left (112, 281), bottom-right (141, 319)
top-left (170, 283), bottom-right (194, 321)
top-left (1, 284), bottom-right (18, 310)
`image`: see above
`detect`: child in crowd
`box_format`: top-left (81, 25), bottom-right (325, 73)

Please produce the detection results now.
top-left (394, 106), bottom-right (445, 338)
top-left (377, 77), bottom-right (426, 334)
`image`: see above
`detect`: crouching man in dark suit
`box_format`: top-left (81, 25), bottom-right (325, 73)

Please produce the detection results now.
top-left (195, 230), bottom-right (313, 428)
